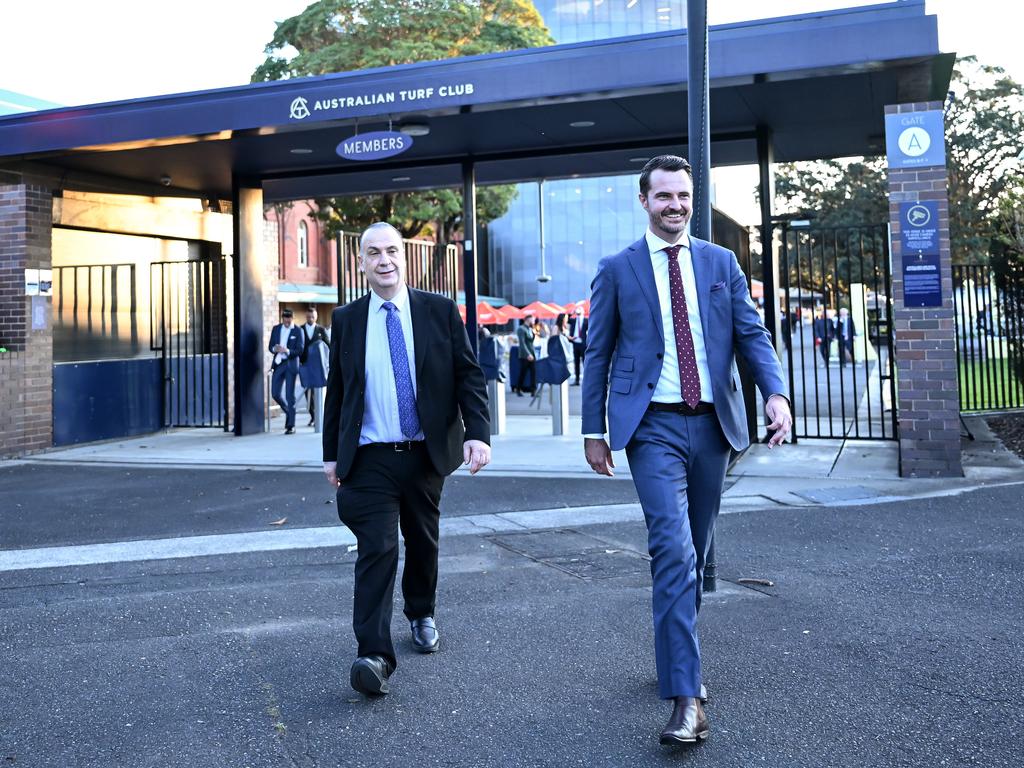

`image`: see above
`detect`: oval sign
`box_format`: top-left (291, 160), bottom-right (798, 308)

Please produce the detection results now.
top-left (336, 131), bottom-right (413, 162)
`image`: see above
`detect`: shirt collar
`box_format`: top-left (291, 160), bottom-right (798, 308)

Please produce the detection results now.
top-left (645, 229), bottom-right (690, 258)
top-left (369, 285), bottom-right (410, 314)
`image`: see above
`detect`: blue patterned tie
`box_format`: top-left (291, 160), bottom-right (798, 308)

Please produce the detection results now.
top-left (382, 302), bottom-right (421, 438)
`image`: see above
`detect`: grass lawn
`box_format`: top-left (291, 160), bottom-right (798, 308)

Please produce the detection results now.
top-left (959, 356), bottom-right (1024, 411)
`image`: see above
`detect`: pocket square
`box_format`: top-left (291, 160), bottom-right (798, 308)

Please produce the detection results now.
top-left (710, 280), bottom-right (727, 291)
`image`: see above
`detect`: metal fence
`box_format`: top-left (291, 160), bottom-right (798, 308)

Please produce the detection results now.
top-left (953, 263), bottom-right (1024, 413)
top-left (777, 222), bottom-right (897, 440)
top-left (336, 232), bottom-right (460, 305)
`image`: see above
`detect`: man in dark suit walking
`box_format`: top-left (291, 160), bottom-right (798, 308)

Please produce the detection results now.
top-left (322, 222), bottom-right (491, 697)
top-left (834, 307), bottom-right (856, 367)
top-left (568, 306), bottom-right (589, 385)
top-left (299, 305), bottom-right (330, 426)
top-left (268, 309), bottom-right (304, 434)
top-left (513, 312), bottom-right (536, 395)
top-left (582, 156), bottom-right (792, 745)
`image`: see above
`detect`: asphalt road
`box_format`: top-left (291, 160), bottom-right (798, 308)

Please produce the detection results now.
top-left (1, 471), bottom-right (1022, 767)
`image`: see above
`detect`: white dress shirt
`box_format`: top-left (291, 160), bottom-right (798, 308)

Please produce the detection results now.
top-left (275, 323), bottom-right (292, 366)
top-left (359, 287), bottom-right (425, 445)
top-left (645, 229), bottom-right (713, 404)
top-left (303, 322), bottom-right (315, 341)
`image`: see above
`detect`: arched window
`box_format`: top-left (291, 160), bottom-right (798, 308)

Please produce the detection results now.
top-left (297, 220), bottom-right (309, 267)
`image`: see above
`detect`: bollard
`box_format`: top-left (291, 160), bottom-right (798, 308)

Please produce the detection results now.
top-left (265, 372), bottom-right (272, 432)
top-left (314, 387), bottom-right (326, 433)
top-left (487, 379), bottom-right (506, 435)
top-left (551, 379), bottom-right (569, 436)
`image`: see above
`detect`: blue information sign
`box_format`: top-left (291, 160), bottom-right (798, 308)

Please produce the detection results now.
top-left (902, 252), bottom-right (942, 307)
top-left (885, 110), bottom-right (946, 169)
top-left (336, 131), bottom-right (413, 161)
top-left (899, 201), bottom-right (940, 255)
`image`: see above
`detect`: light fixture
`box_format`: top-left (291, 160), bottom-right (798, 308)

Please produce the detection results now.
top-left (392, 176), bottom-right (411, 182)
top-left (627, 0), bottom-right (638, 8)
top-left (290, 148), bottom-right (313, 155)
top-left (398, 121), bottom-right (430, 137)
top-left (569, 120), bottom-right (595, 128)
top-left (657, 6), bottom-right (671, 11)
top-left (629, 156), bottom-right (649, 163)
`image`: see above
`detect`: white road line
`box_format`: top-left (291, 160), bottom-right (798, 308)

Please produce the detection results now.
top-left (0, 504), bottom-right (645, 573)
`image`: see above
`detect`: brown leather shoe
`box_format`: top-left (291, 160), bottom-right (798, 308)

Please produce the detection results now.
top-left (659, 697), bottom-right (710, 745)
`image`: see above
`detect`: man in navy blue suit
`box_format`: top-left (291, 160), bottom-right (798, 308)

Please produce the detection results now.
top-left (582, 156), bottom-right (792, 745)
top-left (269, 308), bottom-right (305, 434)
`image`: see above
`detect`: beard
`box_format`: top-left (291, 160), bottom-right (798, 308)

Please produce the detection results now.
top-left (649, 208), bottom-right (690, 234)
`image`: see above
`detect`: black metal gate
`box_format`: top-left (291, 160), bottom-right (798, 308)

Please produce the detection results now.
top-left (150, 256), bottom-right (228, 429)
top-left (953, 263), bottom-right (1024, 413)
top-left (776, 222), bottom-right (897, 440)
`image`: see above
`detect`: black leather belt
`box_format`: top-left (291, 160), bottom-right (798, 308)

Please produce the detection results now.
top-left (363, 441), bottom-right (424, 452)
top-left (647, 401), bottom-right (715, 416)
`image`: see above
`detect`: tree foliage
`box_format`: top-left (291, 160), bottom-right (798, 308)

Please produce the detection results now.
top-left (773, 57), bottom-right (1024, 265)
top-left (253, 0), bottom-right (553, 259)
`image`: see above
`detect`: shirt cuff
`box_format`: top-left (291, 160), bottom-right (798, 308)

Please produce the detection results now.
top-left (582, 433), bottom-right (606, 440)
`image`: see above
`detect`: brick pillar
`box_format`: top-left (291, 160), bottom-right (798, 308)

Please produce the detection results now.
top-left (886, 101), bottom-right (962, 477)
top-left (0, 182), bottom-right (53, 457)
top-left (263, 215), bottom-right (280, 415)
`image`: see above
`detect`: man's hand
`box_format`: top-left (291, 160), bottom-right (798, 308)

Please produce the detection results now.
top-left (463, 440), bottom-right (491, 475)
top-left (765, 395), bottom-right (793, 448)
top-left (323, 461), bottom-right (340, 487)
top-left (584, 437), bottom-right (615, 477)
top-left (527, 354), bottom-right (535, 362)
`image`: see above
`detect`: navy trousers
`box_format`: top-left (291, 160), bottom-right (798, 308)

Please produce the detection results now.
top-left (625, 408), bottom-right (731, 699)
top-left (271, 363), bottom-right (298, 429)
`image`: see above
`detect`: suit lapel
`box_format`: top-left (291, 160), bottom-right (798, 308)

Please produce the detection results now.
top-left (408, 288), bottom-right (429, 380)
top-left (625, 238), bottom-right (664, 342)
top-left (348, 295), bottom-right (370, 383)
top-left (689, 237), bottom-right (713, 335)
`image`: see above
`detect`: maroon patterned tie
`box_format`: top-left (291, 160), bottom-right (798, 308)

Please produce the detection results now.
top-left (664, 245), bottom-right (702, 408)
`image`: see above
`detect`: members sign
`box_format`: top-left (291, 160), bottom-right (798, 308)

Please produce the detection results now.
top-left (336, 131), bottom-right (413, 161)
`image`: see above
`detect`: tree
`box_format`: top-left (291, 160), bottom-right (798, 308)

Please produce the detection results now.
top-left (772, 57), bottom-right (1024, 265)
top-left (253, 0), bottom-right (553, 273)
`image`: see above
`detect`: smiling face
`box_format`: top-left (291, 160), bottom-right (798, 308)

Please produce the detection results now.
top-left (359, 226), bottom-right (406, 300)
top-left (639, 168), bottom-right (693, 243)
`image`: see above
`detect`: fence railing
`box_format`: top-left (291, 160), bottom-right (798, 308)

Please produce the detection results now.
top-left (953, 263), bottom-right (1024, 413)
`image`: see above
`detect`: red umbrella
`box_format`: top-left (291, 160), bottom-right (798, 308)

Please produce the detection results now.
top-left (520, 300), bottom-right (562, 319)
top-left (564, 299), bottom-right (591, 317)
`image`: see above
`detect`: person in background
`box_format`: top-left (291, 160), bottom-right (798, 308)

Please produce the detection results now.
top-left (812, 306), bottom-right (832, 367)
top-left (568, 306), bottom-right (589, 386)
top-left (300, 305), bottom-right (330, 426)
top-left (268, 308), bottom-right (304, 434)
top-left (514, 313), bottom-right (536, 396)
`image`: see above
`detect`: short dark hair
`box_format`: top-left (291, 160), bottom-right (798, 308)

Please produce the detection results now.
top-left (281, 308), bottom-right (293, 318)
top-left (639, 155), bottom-right (693, 196)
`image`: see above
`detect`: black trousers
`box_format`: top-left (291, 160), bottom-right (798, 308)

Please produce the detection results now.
top-left (337, 442), bottom-right (445, 669)
top-left (573, 343), bottom-right (585, 382)
top-left (515, 357), bottom-right (535, 392)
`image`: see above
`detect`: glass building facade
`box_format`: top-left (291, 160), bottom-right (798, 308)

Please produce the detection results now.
top-left (486, 0), bottom-right (687, 306)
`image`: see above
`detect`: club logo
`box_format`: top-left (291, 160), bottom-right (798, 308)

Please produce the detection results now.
top-left (898, 126), bottom-right (931, 157)
top-left (289, 97), bottom-right (310, 120)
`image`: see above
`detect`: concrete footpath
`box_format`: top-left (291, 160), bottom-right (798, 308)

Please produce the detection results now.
top-left (10, 413), bottom-right (1024, 513)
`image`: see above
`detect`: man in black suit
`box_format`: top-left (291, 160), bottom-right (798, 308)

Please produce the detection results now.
top-left (300, 305), bottom-right (330, 426)
top-left (322, 222), bottom-right (491, 697)
top-left (568, 306), bottom-right (589, 385)
top-left (834, 307), bottom-right (856, 367)
top-left (268, 309), bottom-right (305, 434)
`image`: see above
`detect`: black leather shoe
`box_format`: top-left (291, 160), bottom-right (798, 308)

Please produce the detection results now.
top-left (410, 617), bottom-right (440, 653)
top-left (659, 697), bottom-right (709, 745)
top-left (350, 656), bottom-right (392, 696)
top-left (284, 427), bottom-right (295, 435)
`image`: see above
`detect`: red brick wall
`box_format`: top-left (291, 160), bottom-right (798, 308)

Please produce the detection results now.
top-left (0, 183), bottom-right (53, 457)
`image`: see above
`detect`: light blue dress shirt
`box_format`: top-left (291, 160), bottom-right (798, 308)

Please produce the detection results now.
top-left (359, 287), bottom-right (426, 445)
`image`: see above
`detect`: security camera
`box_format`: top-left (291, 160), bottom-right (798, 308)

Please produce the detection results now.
top-left (159, 175), bottom-right (172, 187)
top-left (537, 274), bottom-right (552, 283)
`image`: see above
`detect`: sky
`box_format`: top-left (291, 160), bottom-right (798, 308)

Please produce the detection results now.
top-left (1, 0), bottom-right (1020, 223)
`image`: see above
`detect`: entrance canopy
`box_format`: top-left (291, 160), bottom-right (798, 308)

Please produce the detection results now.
top-left (0, 1), bottom-right (952, 200)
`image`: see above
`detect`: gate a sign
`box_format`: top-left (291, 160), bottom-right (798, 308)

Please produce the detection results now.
top-left (885, 109), bottom-right (945, 168)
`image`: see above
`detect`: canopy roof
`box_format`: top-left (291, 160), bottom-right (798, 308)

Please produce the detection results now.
top-left (0, 1), bottom-right (953, 201)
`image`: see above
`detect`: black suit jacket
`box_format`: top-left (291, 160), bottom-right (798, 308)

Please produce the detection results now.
top-left (299, 323), bottom-right (330, 364)
top-left (568, 316), bottom-right (589, 347)
top-left (322, 288), bottom-right (490, 481)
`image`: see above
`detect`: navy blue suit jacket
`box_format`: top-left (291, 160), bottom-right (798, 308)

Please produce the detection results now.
top-left (268, 324), bottom-right (304, 372)
top-left (581, 236), bottom-right (787, 452)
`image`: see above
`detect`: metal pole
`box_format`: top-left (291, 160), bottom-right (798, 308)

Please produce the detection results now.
top-left (462, 160), bottom-right (479, 355)
top-left (688, 0), bottom-right (716, 594)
